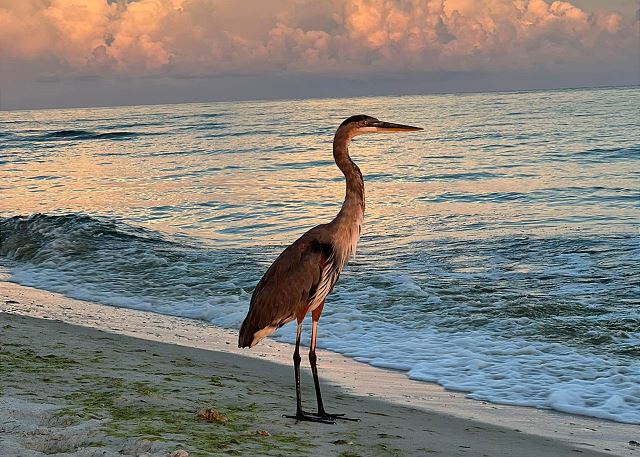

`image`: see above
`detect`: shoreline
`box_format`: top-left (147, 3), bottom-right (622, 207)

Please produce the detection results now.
top-left (1, 280), bottom-right (638, 456)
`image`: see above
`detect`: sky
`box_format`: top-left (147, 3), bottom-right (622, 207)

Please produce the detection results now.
top-left (0, 0), bottom-right (638, 110)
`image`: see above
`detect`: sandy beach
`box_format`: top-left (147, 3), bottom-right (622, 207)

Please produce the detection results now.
top-left (1, 280), bottom-right (638, 457)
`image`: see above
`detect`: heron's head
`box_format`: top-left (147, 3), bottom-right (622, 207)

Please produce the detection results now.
top-left (338, 114), bottom-right (422, 138)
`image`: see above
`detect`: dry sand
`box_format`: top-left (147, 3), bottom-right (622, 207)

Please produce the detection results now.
top-left (1, 280), bottom-right (638, 457)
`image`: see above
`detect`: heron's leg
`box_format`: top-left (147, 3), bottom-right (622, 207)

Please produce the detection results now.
top-left (309, 318), bottom-right (326, 413)
top-left (284, 319), bottom-right (333, 424)
top-left (293, 321), bottom-right (303, 414)
top-left (308, 305), bottom-right (359, 422)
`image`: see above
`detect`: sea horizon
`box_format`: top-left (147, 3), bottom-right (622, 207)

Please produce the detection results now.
top-left (1, 86), bottom-right (639, 425)
top-left (2, 82), bottom-right (638, 113)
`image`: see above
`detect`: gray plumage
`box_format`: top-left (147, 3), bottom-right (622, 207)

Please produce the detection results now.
top-left (238, 116), bottom-right (367, 348)
top-left (237, 114), bottom-right (421, 423)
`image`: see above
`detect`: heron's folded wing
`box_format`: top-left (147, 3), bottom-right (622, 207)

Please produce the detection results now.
top-left (238, 236), bottom-right (333, 347)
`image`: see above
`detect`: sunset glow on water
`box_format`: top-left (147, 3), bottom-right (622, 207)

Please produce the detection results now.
top-left (1, 87), bottom-right (639, 423)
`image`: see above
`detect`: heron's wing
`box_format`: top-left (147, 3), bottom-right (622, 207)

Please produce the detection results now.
top-left (238, 231), bottom-right (337, 348)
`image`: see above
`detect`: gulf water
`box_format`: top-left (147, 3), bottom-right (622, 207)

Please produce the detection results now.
top-left (1, 86), bottom-right (638, 423)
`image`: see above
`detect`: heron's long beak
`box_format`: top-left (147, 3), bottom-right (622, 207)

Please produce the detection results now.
top-left (372, 121), bottom-right (423, 133)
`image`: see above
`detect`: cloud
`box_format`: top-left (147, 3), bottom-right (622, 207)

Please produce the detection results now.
top-left (0, 0), bottom-right (635, 79)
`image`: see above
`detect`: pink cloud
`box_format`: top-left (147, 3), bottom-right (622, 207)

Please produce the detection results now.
top-left (0, 0), bottom-right (635, 78)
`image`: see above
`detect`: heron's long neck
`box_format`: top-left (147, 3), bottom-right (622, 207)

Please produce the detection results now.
top-left (333, 132), bottom-right (365, 225)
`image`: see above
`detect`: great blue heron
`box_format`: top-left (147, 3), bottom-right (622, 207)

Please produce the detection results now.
top-left (238, 115), bottom-right (422, 423)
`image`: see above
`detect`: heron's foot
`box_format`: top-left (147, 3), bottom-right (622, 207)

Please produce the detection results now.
top-left (284, 410), bottom-right (335, 424)
top-left (312, 410), bottom-right (360, 422)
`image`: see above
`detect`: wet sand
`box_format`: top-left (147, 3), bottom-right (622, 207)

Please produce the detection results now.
top-left (1, 281), bottom-right (637, 456)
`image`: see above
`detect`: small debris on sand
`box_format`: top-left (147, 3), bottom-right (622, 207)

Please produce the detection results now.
top-left (197, 408), bottom-right (228, 424)
top-left (168, 450), bottom-right (189, 457)
top-left (332, 439), bottom-right (353, 445)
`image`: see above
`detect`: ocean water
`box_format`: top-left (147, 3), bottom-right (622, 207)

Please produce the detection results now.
top-left (1, 87), bottom-right (639, 424)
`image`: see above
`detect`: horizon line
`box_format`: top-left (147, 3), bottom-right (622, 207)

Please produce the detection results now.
top-left (1, 83), bottom-right (638, 113)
